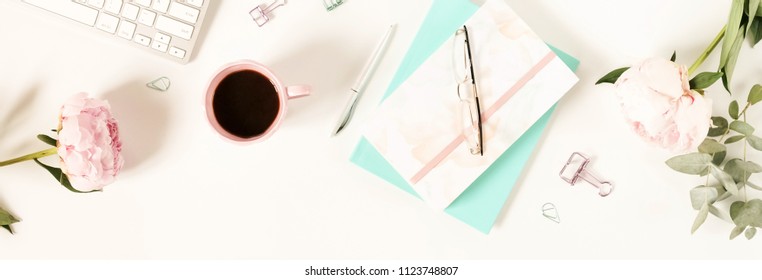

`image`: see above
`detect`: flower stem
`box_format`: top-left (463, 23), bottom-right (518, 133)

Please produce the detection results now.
top-left (0, 147), bottom-right (58, 167)
top-left (688, 25), bottom-right (726, 76)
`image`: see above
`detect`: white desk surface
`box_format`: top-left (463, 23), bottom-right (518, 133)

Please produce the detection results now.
top-left (1, 0), bottom-right (760, 259)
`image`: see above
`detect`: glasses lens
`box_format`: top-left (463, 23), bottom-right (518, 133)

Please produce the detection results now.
top-left (452, 29), bottom-right (469, 82)
top-left (459, 97), bottom-right (482, 155)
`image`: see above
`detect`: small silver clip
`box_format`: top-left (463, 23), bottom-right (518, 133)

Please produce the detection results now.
top-left (323, 0), bottom-right (344, 11)
top-left (542, 203), bottom-right (560, 223)
top-left (559, 152), bottom-right (613, 197)
top-left (250, 0), bottom-right (288, 27)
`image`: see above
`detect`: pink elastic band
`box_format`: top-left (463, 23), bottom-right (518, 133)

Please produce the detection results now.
top-left (410, 51), bottom-right (557, 184)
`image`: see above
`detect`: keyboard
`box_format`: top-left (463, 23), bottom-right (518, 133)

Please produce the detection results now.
top-left (21, 0), bottom-right (210, 64)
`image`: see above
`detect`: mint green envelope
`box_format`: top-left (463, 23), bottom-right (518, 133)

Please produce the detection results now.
top-left (350, 0), bottom-right (580, 233)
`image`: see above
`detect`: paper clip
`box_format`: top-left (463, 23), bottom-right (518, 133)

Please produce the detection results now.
top-left (250, 0), bottom-right (288, 27)
top-left (559, 152), bottom-right (613, 197)
top-left (323, 0), bottom-right (344, 11)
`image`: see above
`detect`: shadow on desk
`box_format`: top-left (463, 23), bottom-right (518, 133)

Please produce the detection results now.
top-left (0, 87), bottom-right (39, 153)
top-left (104, 81), bottom-right (170, 172)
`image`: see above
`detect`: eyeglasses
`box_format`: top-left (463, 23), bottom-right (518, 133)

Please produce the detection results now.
top-left (452, 25), bottom-right (483, 156)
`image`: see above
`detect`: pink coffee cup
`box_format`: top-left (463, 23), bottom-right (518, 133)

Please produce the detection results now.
top-left (205, 60), bottom-right (310, 143)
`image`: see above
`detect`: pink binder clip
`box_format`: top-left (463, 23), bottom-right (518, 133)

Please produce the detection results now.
top-left (250, 0), bottom-right (288, 27)
top-left (559, 152), bottom-right (613, 197)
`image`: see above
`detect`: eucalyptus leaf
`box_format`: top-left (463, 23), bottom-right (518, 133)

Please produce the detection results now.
top-left (747, 181), bottom-right (762, 191)
top-left (708, 204), bottom-right (731, 222)
top-left (689, 72), bottom-right (724, 90)
top-left (595, 67), bottom-right (629, 85)
top-left (708, 116), bottom-right (729, 137)
top-left (713, 150), bottom-right (727, 166)
top-left (690, 186), bottom-right (720, 210)
top-left (711, 165), bottom-right (738, 195)
top-left (698, 139), bottom-right (726, 154)
top-left (747, 135), bottom-right (762, 151)
top-left (749, 84), bottom-right (762, 105)
top-left (721, 0), bottom-right (744, 69)
top-left (730, 199), bottom-right (762, 227)
top-left (670, 51), bottom-right (676, 62)
top-left (665, 153), bottom-right (712, 175)
top-left (730, 121), bottom-right (754, 135)
top-left (718, 190), bottom-right (733, 202)
top-left (737, 160), bottom-right (762, 173)
top-left (730, 100), bottom-right (740, 119)
top-left (750, 0), bottom-right (761, 37)
top-left (33, 159), bottom-right (99, 194)
top-left (724, 159), bottom-right (752, 184)
top-left (730, 225), bottom-right (746, 240)
top-left (725, 135), bottom-right (746, 144)
top-left (745, 227), bottom-right (757, 239)
top-left (692, 203), bottom-right (710, 234)
top-left (36, 134), bottom-right (57, 147)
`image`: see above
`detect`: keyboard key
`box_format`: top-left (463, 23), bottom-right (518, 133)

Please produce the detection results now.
top-left (155, 16), bottom-right (193, 40)
top-left (168, 46), bottom-right (186, 59)
top-left (154, 32), bottom-right (171, 44)
top-left (168, 2), bottom-right (199, 24)
top-left (122, 3), bottom-right (139, 21)
top-left (87, 0), bottom-right (105, 9)
top-left (95, 12), bottom-right (119, 34)
top-left (152, 0), bottom-right (171, 13)
top-left (138, 10), bottom-right (157, 26)
top-left (103, 0), bottom-right (122, 14)
top-left (134, 0), bottom-right (152, 7)
top-left (117, 20), bottom-right (136, 39)
top-left (134, 34), bottom-right (151, 46)
top-left (151, 41), bottom-right (168, 52)
top-left (23, 0), bottom-right (98, 26)
top-left (186, 0), bottom-right (204, 8)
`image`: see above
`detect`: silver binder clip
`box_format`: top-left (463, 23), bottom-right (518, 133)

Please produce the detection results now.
top-left (559, 152), bottom-right (613, 197)
top-left (250, 0), bottom-right (288, 27)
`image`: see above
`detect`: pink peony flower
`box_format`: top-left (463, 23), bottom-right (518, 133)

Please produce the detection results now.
top-left (57, 93), bottom-right (124, 192)
top-left (615, 58), bottom-right (713, 152)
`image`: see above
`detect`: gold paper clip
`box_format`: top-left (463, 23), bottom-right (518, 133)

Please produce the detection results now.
top-left (250, 0), bottom-right (288, 27)
top-left (559, 152), bottom-right (613, 197)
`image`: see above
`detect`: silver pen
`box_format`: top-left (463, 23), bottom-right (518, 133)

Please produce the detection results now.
top-left (332, 24), bottom-right (396, 136)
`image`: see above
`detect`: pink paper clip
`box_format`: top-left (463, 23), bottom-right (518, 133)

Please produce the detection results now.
top-left (250, 0), bottom-right (288, 27)
top-left (559, 152), bottom-right (613, 197)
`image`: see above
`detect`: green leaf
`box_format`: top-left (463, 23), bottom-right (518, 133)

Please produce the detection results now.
top-left (747, 135), bottom-right (762, 151)
top-left (748, 181), bottom-right (762, 191)
top-left (0, 207), bottom-right (19, 234)
top-left (750, 0), bottom-right (761, 36)
top-left (692, 203), bottom-right (710, 234)
top-left (708, 116), bottom-right (729, 137)
top-left (670, 51), bottom-right (676, 62)
top-left (33, 159), bottom-right (99, 194)
top-left (730, 100), bottom-right (740, 119)
top-left (36, 134), bottom-right (58, 147)
top-left (745, 227), bottom-right (757, 239)
top-left (729, 121), bottom-right (754, 135)
top-left (718, 190), bottom-right (733, 202)
top-left (725, 159), bottom-right (752, 185)
top-left (698, 138), bottom-right (726, 154)
top-left (665, 153), bottom-right (712, 175)
top-left (723, 26), bottom-right (746, 91)
top-left (712, 165), bottom-right (738, 195)
top-left (689, 72), bottom-right (724, 90)
top-left (721, 0), bottom-right (744, 69)
top-left (712, 150), bottom-right (727, 166)
top-left (748, 84), bottom-right (762, 105)
top-left (708, 204), bottom-right (730, 221)
top-left (730, 225), bottom-right (746, 240)
top-left (595, 67), bottom-right (629, 85)
top-left (749, 17), bottom-right (762, 46)
top-left (690, 186), bottom-right (720, 210)
top-left (730, 199), bottom-right (762, 227)
top-left (725, 135), bottom-right (746, 144)
top-left (737, 160), bottom-right (762, 173)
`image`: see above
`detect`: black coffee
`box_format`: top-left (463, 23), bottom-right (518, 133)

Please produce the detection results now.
top-left (212, 70), bottom-right (280, 138)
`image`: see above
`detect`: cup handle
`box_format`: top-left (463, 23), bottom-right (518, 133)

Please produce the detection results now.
top-left (286, 85), bottom-right (311, 99)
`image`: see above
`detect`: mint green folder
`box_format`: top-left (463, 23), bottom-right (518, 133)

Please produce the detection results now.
top-left (350, 0), bottom-right (580, 234)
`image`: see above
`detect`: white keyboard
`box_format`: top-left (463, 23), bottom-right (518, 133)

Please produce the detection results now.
top-left (21, 0), bottom-right (209, 64)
